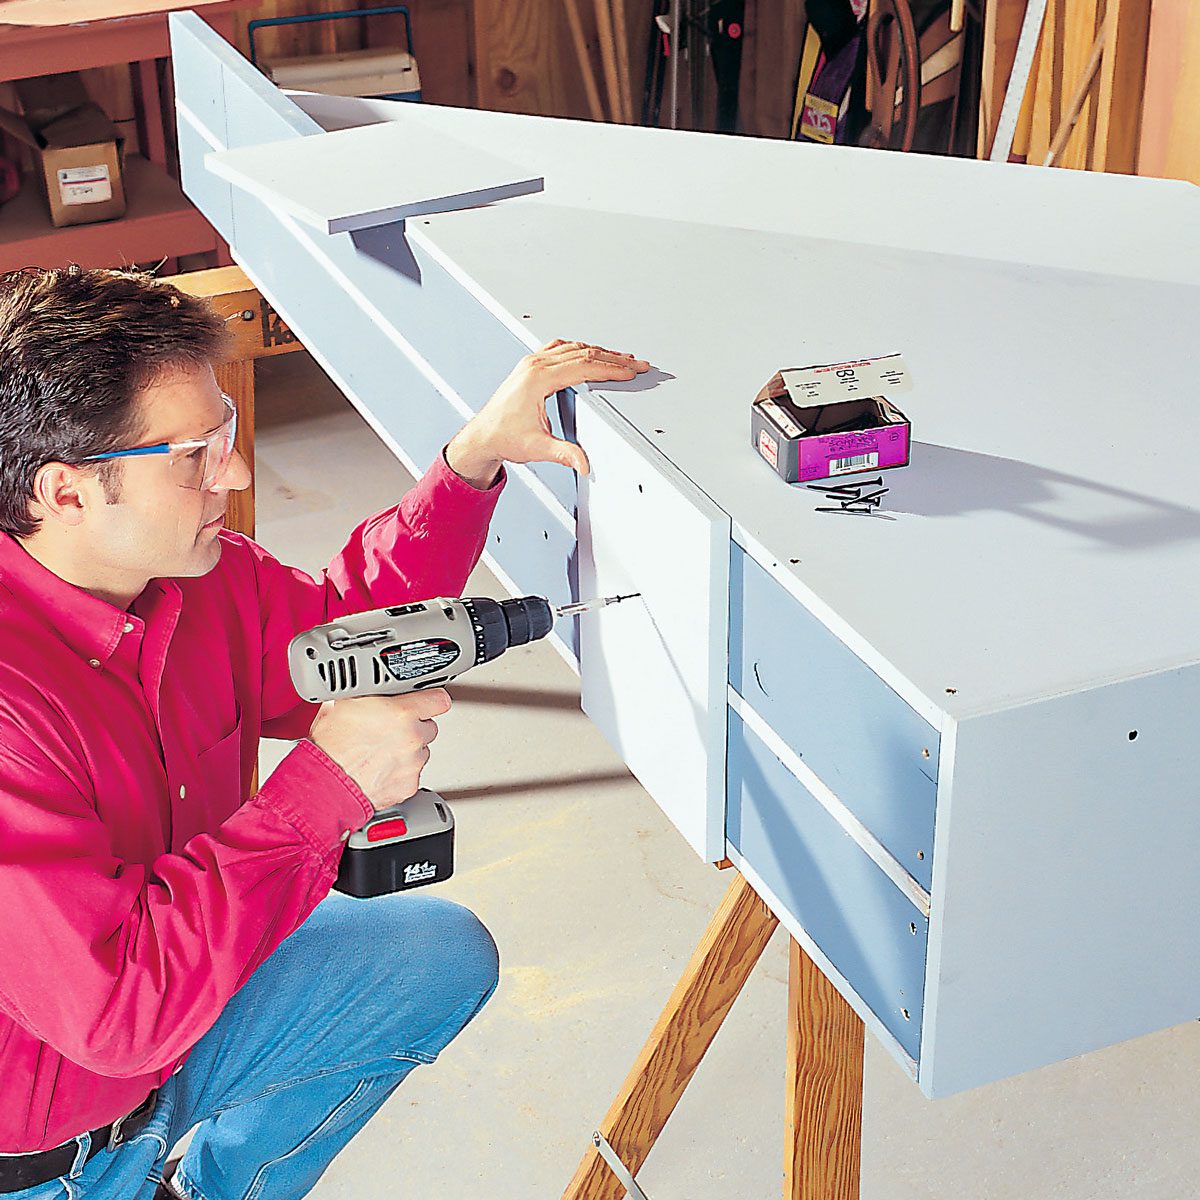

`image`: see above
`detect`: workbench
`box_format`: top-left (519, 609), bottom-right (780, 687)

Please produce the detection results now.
top-left (170, 12), bottom-right (1200, 1196)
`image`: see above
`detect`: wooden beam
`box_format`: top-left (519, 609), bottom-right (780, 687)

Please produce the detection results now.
top-left (612, 0), bottom-right (634, 126)
top-left (171, 265), bottom-right (301, 362)
top-left (1137, 0), bottom-right (1200, 183)
top-left (593, 0), bottom-right (626, 123)
top-left (561, 872), bottom-right (778, 1200)
top-left (565, 0), bottom-right (607, 121)
top-left (215, 356), bottom-right (256, 539)
top-left (1092, 0), bottom-right (1152, 174)
top-left (784, 939), bottom-right (865, 1200)
top-left (978, 0), bottom-right (1031, 158)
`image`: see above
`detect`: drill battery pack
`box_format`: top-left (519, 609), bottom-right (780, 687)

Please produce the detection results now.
top-left (334, 788), bottom-right (455, 898)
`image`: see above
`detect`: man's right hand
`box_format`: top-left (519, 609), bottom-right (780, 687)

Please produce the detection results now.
top-left (308, 689), bottom-right (451, 813)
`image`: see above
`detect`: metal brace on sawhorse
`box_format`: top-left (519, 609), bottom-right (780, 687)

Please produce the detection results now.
top-left (592, 1132), bottom-right (652, 1200)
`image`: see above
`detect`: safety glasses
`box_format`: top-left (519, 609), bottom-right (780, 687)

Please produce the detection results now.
top-left (82, 393), bottom-right (238, 491)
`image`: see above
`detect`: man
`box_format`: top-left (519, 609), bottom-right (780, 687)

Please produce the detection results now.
top-left (0, 265), bottom-right (648, 1199)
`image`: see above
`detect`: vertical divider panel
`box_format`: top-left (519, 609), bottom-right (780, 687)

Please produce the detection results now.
top-left (576, 396), bottom-right (731, 862)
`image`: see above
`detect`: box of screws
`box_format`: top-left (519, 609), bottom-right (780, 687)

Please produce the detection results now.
top-left (750, 359), bottom-right (912, 484)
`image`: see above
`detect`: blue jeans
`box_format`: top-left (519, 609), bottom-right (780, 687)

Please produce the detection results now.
top-left (14, 891), bottom-right (499, 1200)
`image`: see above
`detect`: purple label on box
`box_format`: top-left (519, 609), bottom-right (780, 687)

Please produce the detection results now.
top-left (797, 425), bottom-right (911, 482)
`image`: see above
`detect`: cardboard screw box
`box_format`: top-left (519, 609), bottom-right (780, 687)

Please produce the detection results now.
top-left (0, 73), bottom-right (126, 229)
top-left (751, 357), bottom-right (913, 484)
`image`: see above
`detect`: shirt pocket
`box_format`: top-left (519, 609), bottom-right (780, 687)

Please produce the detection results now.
top-left (177, 716), bottom-right (247, 838)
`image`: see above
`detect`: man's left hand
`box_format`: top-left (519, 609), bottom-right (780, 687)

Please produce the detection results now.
top-left (445, 340), bottom-right (651, 488)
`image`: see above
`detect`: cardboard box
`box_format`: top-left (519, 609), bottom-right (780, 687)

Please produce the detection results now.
top-left (0, 73), bottom-right (125, 228)
top-left (267, 48), bottom-right (422, 102)
top-left (751, 363), bottom-right (912, 483)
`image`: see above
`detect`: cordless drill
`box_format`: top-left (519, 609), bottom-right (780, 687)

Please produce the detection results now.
top-left (288, 593), bottom-right (637, 897)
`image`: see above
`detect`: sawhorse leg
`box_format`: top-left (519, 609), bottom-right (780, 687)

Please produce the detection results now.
top-left (785, 939), bottom-right (864, 1200)
top-left (562, 871), bottom-right (865, 1200)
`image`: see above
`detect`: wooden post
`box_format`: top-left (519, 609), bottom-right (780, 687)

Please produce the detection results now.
top-left (1092, 0), bottom-right (1153, 174)
top-left (565, 0), bottom-right (607, 121)
top-left (214, 357), bottom-right (255, 537)
top-left (169, 264), bottom-right (304, 537)
top-left (561, 873), bottom-right (779, 1200)
top-left (166, 265), bottom-right (304, 798)
top-left (593, 0), bottom-right (627, 124)
top-left (784, 940), bottom-right (865, 1200)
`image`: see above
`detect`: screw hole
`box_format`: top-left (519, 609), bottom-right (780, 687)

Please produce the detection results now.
top-left (1128, 730), bottom-right (1138, 741)
top-left (305, 647), bottom-right (317, 658)
top-left (902, 1008), bottom-right (911, 1021)
top-left (916, 849), bottom-right (925, 861)
top-left (921, 748), bottom-right (930, 759)
top-left (543, 530), bottom-right (549, 540)
top-left (789, 558), bottom-right (800, 564)
top-left (945, 687), bottom-right (957, 695)
top-left (909, 922), bottom-right (917, 935)
top-left (494, 535), bottom-right (501, 544)
top-left (654, 428), bottom-right (664, 435)
top-left (522, 314), bottom-right (531, 319)
top-left (637, 484), bottom-right (643, 493)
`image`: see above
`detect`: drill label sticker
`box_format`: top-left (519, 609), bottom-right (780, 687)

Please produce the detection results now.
top-left (781, 354), bottom-right (910, 405)
top-left (379, 638), bottom-right (461, 682)
top-left (758, 429), bottom-right (779, 469)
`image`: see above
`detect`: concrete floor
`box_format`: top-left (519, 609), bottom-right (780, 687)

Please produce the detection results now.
top-left (251, 352), bottom-right (1200, 1200)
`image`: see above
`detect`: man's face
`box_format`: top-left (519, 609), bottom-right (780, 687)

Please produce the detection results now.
top-left (85, 361), bottom-right (251, 586)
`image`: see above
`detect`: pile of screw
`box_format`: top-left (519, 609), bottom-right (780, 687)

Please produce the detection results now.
top-left (807, 477), bottom-right (889, 515)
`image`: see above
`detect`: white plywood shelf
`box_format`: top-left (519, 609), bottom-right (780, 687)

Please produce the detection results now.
top-left (205, 119), bottom-right (543, 235)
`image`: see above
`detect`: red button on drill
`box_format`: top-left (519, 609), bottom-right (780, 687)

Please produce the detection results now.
top-left (366, 817), bottom-right (408, 842)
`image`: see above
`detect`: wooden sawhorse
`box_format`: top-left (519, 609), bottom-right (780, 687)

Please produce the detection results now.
top-left (562, 870), bottom-right (866, 1200)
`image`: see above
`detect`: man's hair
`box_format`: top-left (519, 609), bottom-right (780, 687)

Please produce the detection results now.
top-left (0, 266), bottom-right (232, 537)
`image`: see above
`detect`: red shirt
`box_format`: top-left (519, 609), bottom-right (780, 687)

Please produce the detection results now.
top-left (0, 454), bottom-right (502, 1151)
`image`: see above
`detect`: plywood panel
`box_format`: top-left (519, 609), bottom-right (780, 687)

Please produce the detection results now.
top-left (737, 0), bottom-right (808, 138)
top-left (1028, 0), bottom-right (1103, 169)
top-left (206, 119), bottom-right (542, 233)
top-left (1137, 0), bottom-right (1200, 183)
top-left (576, 398), bottom-right (730, 862)
top-left (473, 0), bottom-right (576, 115)
top-left (1092, 0), bottom-right (1151, 173)
top-left (923, 660), bottom-right (1200, 1097)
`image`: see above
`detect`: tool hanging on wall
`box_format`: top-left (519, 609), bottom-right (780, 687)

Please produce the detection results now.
top-left (792, 0), bottom-right (869, 144)
top-left (987, 0), bottom-right (1048, 161)
top-left (642, 1), bottom-right (673, 126)
top-left (861, 0), bottom-right (981, 154)
top-left (642, 1), bottom-right (745, 131)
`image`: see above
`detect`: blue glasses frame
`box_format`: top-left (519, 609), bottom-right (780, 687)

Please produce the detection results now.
top-left (82, 393), bottom-right (238, 490)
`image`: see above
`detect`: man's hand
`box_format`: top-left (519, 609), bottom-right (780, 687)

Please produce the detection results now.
top-left (308, 689), bottom-right (451, 814)
top-left (445, 339), bottom-right (651, 487)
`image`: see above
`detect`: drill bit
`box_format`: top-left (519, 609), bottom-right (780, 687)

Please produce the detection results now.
top-left (555, 593), bottom-right (641, 618)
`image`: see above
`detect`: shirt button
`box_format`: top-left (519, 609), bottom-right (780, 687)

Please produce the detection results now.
top-left (88, 658), bottom-right (101, 669)
top-left (123, 621), bottom-right (134, 634)
top-left (179, 785), bottom-right (187, 800)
